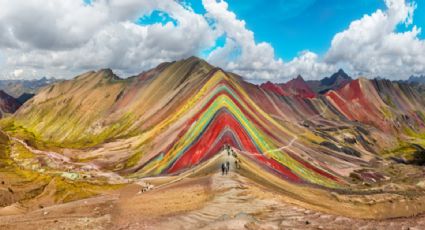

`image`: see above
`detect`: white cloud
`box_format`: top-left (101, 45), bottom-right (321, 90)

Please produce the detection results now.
top-left (282, 51), bottom-right (336, 80)
top-left (13, 69), bottom-right (24, 77)
top-left (0, 0), bottom-right (335, 81)
top-left (202, 0), bottom-right (335, 81)
top-left (325, 0), bottom-right (425, 79)
top-left (0, 0), bottom-right (423, 81)
top-left (0, 0), bottom-right (217, 79)
top-left (0, 0), bottom-right (108, 50)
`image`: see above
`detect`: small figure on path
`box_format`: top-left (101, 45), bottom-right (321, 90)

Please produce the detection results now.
top-left (221, 163), bottom-right (226, 175)
top-left (225, 161), bottom-right (230, 174)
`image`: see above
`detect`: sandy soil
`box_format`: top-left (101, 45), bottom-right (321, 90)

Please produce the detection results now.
top-left (1, 171), bottom-right (425, 229)
top-left (2, 151), bottom-right (425, 229)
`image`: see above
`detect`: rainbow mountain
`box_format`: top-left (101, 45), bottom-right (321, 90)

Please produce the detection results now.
top-left (3, 56), bottom-right (425, 190)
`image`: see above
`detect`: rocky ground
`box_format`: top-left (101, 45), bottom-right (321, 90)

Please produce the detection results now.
top-left (2, 163), bottom-right (425, 229)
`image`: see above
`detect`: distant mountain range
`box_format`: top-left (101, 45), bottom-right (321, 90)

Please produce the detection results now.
top-left (260, 69), bottom-right (352, 98)
top-left (407, 75), bottom-right (425, 84)
top-left (3, 56), bottom-right (424, 189)
top-left (399, 75), bottom-right (425, 98)
top-left (2, 56), bottom-right (425, 223)
top-left (0, 77), bottom-right (58, 98)
top-left (307, 69), bottom-right (352, 94)
top-left (261, 75), bottom-right (317, 98)
top-left (3, 68), bottom-right (422, 109)
top-left (0, 77), bottom-right (60, 115)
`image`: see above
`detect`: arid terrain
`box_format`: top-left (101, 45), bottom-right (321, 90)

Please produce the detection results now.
top-left (2, 151), bottom-right (425, 229)
top-left (1, 57), bottom-right (425, 229)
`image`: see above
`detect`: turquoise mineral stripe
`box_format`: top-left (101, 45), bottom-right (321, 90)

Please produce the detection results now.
top-left (156, 95), bottom-right (277, 173)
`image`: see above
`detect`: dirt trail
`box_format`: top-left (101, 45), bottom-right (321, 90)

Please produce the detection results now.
top-left (2, 167), bottom-right (425, 229)
top-left (141, 161), bottom-right (425, 230)
top-left (2, 147), bottom-right (425, 229)
top-left (154, 172), bottom-right (260, 229)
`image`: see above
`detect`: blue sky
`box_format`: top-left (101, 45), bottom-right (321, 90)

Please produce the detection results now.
top-left (186, 0), bottom-right (424, 61)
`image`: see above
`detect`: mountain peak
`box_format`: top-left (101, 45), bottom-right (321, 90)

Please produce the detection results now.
top-left (99, 68), bottom-right (113, 73)
top-left (294, 75), bottom-right (304, 81)
top-left (170, 56), bottom-right (213, 72)
top-left (187, 55), bottom-right (202, 61)
top-left (332, 69), bottom-right (351, 79)
top-left (178, 56), bottom-right (209, 65)
top-left (320, 69), bottom-right (351, 86)
top-left (74, 68), bottom-right (122, 82)
top-left (407, 75), bottom-right (425, 84)
top-left (260, 81), bottom-right (288, 96)
top-left (280, 75), bottom-right (316, 98)
top-left (94, 68), bottom-right (122, 81)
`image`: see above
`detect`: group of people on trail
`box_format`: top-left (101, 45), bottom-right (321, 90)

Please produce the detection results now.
top-left (139, 181), bottom-right (154, 193)
top-left (221, 144), bottom-right (242, 175)
top-left (221, 161), bottom-right (230, 175)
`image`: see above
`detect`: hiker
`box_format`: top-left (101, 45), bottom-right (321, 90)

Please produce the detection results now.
top-left (221, 163), bottom-right (226, 175)
top-left (226, 161), bottom-right (230, 174)
top-left (235, 160), bottom-right (239, 169)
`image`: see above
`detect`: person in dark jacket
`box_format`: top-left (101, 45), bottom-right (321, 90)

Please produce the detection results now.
top-left (225, 161), bottom-right (230, 174)
top-left (221, 163), bottom-right (226, 175)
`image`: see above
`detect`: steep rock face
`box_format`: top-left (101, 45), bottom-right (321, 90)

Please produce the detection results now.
top-left (0, 90), bottom-right (21, 117)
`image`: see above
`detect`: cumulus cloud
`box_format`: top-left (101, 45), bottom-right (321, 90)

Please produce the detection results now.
top-left (0, 0), bottom-right (335, 81)
top-left (13, 69), bottom-right (24, 78)
top-left (0, 0), bottom-right (423, 81)
top-left (202, 0), bottom-right (335, 81)
top-left (0, 0), bottom-right (217, 79)
top-left (0, 0), bottom-right (108, 50)
top-left (325, 0), bottom-right (425, 79)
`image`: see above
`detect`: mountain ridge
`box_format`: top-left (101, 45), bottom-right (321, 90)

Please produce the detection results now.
top-left (259, 75), bottom-right (316, 98)
top-left (2, 57), bottom-right (424, 189)
top-left (0, 90), bottom-right (21, 118)
top-left (2, 57), bottom-right (425, 224)
top-left (407, 75), bottom-right (425, 84)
